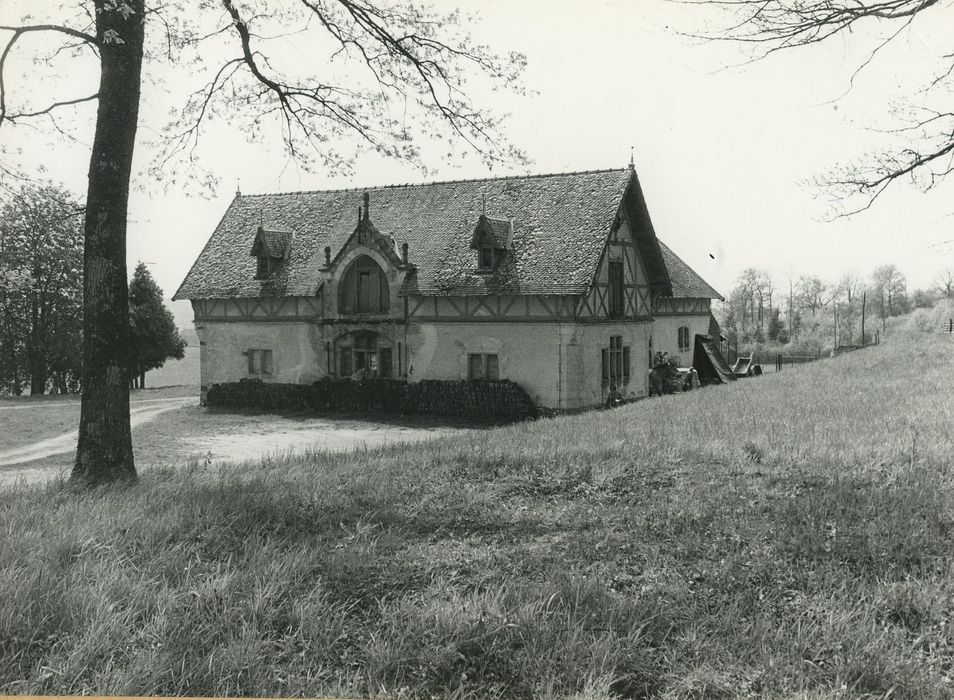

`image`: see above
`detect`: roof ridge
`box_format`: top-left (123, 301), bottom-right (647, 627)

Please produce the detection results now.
top-left (237, 167), bottom-right (629, 199)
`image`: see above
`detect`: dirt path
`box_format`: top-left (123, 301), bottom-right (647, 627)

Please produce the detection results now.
top-left (0, 398), bottom-right (196, 468)
top-left (0, 402), bottom-right (466, 489)
top-left (0, 396), bottom-right (193, 411)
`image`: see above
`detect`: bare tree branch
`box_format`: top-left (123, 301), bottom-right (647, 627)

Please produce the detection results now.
top-left (0, 24), bottom-right (99, 127)
top-left (5, 93), bottom-right (99, 122)
top-left (692, 0), bottom-right (953, 213)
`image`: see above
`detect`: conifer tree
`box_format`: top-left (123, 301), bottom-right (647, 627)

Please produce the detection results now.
top-left (128, 262), bottom-right (185, 390)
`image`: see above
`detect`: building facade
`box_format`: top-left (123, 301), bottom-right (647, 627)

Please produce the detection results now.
top-left (174, 168), bottom-right (721, 410)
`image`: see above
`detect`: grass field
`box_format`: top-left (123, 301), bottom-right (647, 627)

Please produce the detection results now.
top-left (0, 331), bottom-right (952, 698)
top-left (143, 345), bottom-right (199, 389)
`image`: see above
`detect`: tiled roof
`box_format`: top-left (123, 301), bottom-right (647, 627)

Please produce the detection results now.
top-left (657, 240), bottom-right (722, 300)
top-left (484, 217), bottom-right (513, 249)
top-left (174, 168), bottom-right (675, 300)
top-left (251, 228), bottom-right (293, 258)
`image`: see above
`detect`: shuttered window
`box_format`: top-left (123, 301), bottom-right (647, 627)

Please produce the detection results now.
top-left (340, 255), bottom-right (389, 313)
top-left (248, 348), bottom-right (273, 376)
top-left (678, 326), bottom-right (690, 352)
top-left (468, 353), bottom-right (499, 380)
top-left (608, 261), bottom-right (624, 317)
top-left (601, 336), bottom-right (630, 387)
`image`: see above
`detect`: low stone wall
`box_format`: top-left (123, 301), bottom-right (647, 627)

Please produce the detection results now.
top-left (205, 378), bottom-right (536, 423)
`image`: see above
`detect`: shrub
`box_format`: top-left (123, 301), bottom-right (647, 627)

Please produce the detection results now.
top-left (205, 378), bottom-right (536, 423)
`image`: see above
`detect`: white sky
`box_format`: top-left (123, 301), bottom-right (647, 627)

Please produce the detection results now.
top-left (2, 0), bottom-right (953, 327)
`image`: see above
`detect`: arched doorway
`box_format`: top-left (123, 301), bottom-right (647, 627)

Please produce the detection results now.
top-left (336, 330), bottom-right (394, 379)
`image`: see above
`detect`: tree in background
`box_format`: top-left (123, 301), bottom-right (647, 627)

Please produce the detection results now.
top-left (834, 273), bottom-right (862, 346)
top-left (767, 307), bottom-right (787, 344)
top-left (795, 276), bottom-right (828, 317)
top-left (871, 264), bottom-right (908, 328)
top-left (0, 183), bottom-right (83, 395)
top-left (935, 269), bottom-right (954, 300)
top-left (128, 263), bottom-right (185, 390)
top-left (0, 1), bottom-right (526, 485)
top-left (727, 267), bottom-right (774, 341)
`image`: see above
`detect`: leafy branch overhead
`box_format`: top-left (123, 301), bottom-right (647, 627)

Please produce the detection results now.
top-left (0, 0), bottom-right (528, 185)
top-left (696, 0), bottom-right (954, 212)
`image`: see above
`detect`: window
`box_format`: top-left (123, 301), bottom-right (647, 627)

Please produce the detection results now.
top-left (468, 353), bottom-right (499, 380)
top-left (608, 261), bottom-right (624, 317)
top-left (479, 245), bottom-right (494, 271)
top-left (678, 325), bottom-right (690, 352)
top-left (248, 348), bottom-right (273, 376)
top-left (254, 256), bottom-right (283, 280)
top-left (340, 255), bottom-right (389, 314)
top-left (601, 336), bottom-right (630, 387)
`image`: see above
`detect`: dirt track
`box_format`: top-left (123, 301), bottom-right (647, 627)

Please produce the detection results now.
top-left (0, 398), bottom-right (197, 488)
top-left (0, 398), bottom-right (465, 488)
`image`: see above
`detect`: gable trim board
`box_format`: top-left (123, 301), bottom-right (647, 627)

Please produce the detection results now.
top-left (176, 168), bottom-right (721, 410)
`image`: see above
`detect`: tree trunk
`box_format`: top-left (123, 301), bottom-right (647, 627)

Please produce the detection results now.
top-left (139, 368), bottom-right (145, 389)
top-left (71, 0), bottom-right (145, 487)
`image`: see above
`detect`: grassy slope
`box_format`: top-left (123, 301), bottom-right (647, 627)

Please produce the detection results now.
top-left (1, 334), bottom-right (952, 699)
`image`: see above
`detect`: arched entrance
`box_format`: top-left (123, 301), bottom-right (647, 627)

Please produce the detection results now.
top-left (336, 330), bottom-right (394, 379)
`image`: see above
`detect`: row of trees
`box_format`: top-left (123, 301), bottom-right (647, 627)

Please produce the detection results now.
top-left (722, 264), bottom-right (953, 350)
top-left (0, 183), bottom-right (185, 395)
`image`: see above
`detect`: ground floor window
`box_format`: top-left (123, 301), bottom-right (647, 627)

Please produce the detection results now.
top-left (337, 331), bottom-right (393, 379)
top-left (601, 336), bottom-right (630, 387)
top-left (678, 325), bottom-right (690, 352)
top-left (248, 348), bottom-right (273, 376)
top-left (468, 353), bottom-right (499, 380)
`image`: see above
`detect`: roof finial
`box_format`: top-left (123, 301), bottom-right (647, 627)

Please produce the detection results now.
top-left (628, 147), bottom-right (635, 171)
top-left (236, 179), bottom-right (242, 197)
top-left (481, 194), bottom-right (486, 215)
top-left (363, 191), bottom-right (370, 221)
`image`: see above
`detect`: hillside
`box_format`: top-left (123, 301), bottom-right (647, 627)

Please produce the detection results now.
top-left (1, 333), bottom-right (952, 698)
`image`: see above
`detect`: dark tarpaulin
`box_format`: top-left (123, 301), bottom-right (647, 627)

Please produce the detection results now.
top-left (693, 334), bottom-right (736, 385)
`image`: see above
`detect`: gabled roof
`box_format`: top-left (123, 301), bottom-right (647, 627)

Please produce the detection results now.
top-left (174, 168), bottom-right (674, 300)
top-left (469, 215), bottom-right (513, 250)
top-left (249, 227), bottom-right (292, 258)
top-left (657, 240), bottom-right (722, 300)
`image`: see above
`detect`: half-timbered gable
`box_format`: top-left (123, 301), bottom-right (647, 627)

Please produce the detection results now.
top-left (175, 167), bottom-right (720, 409)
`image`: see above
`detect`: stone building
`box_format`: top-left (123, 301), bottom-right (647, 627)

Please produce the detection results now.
top-left (173, 167), bottom-right (721, 410)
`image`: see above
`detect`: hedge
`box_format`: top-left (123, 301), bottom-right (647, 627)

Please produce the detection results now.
top-left (205, 378), bottom-right (536, 423)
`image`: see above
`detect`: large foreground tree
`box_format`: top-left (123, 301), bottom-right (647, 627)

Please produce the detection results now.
top-left (699, 0), bottom-right (954, 211)
top-left (0, 0), bottom-right (525, 485)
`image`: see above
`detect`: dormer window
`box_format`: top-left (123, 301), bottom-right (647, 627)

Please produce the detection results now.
top-left (479, 243), bottom-right (494, 271)
top-left (255, 256), bottom-right (280, 280)
top-left (470, 214), bottom-right (513, 274)
top-left (249, 226), bottom-right (292, 280)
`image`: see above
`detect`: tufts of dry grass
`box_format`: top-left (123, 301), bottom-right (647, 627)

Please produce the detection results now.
top-left (1, 332), bottom-right (952, 698)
